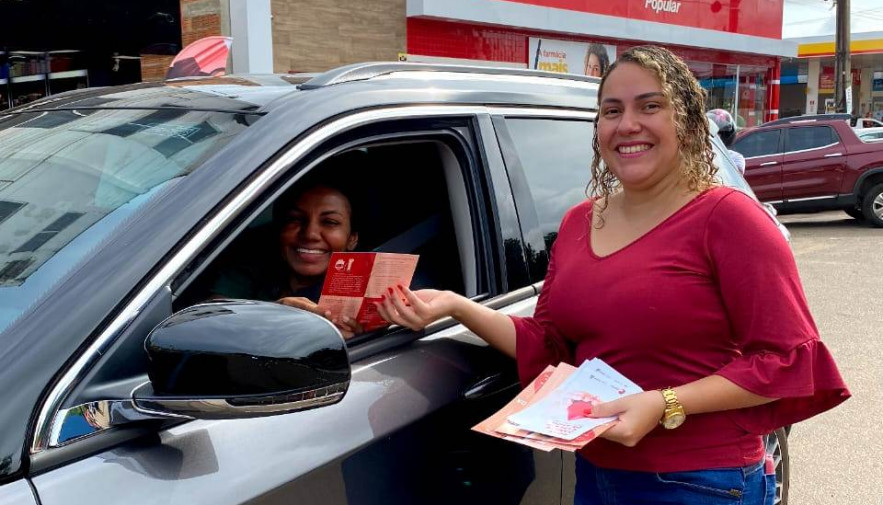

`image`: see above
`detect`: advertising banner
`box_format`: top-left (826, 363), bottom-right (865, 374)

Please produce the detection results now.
top-left (820, 66), bottom-right (835, 93)
top-left (528, 38), bottom-right (617, 77)
top-left (504, 0), bottom-right (783, 39)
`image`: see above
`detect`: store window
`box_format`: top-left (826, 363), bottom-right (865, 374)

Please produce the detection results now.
top-left (738, 66), bottom-right (768, 128)
top-left (691, 62), bottom-right (739, 116)
top-left (687, 61), bottom-right (769, 128)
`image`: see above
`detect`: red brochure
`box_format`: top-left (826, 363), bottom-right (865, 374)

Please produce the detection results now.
top-left (317, 252), bottom-right (419, 331)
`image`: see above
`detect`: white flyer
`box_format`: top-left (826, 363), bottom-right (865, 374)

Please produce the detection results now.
top-left (506, 358), bottom-right (643, 440)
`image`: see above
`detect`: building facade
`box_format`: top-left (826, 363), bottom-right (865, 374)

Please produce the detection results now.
top-left (3, 0), bottom-right (797, 126)
top-left (402, 0), bottom-right (796, 126)
top-left (779, 34), bottom-right (883, 120)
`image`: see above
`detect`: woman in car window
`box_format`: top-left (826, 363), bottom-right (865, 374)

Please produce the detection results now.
top-left (376, 46), bottom-right (849, 504)
top-left (211, 157), bottom-right (364, 337)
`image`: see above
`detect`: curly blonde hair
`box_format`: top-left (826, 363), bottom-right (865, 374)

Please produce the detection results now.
top-left (589, 45), bottom-right (716, 210)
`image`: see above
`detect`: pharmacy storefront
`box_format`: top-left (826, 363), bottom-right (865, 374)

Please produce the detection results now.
top-left (405, 0), bottom-right (796, 126)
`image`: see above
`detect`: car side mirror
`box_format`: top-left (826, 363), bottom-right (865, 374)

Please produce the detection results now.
top-left (134, 300), bottom-right (351, 419)
top-left (50, 300), bottom-right (352, 447)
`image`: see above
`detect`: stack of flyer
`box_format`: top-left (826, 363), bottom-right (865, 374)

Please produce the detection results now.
top-left (473, 358), bottom-right (643, 451)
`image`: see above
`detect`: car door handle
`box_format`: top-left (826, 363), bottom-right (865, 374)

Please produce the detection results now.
top-left (463, 373), bottom-right (515, 400)
top-left (824, 152), bottom-right (843, 158)
top-left (759, 161), bottom-right (778, 167)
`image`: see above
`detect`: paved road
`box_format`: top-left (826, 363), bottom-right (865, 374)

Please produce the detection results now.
top-left (775, 212), bottom-right (882, 504)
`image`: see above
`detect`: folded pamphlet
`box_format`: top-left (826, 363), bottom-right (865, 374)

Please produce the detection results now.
top-left (317, 252), bottom-right (419, 331)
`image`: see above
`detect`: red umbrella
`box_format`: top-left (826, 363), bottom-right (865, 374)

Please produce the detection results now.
top-left (166, 36), bottom-right (232, 79)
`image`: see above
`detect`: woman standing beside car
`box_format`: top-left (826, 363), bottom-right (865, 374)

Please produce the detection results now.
top-left (376, 45), bottom-right (849, 504)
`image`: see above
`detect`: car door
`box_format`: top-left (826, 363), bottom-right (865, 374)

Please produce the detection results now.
top-left (490, 110), bottom-right (599, 505)
top-left (732, 128), bottom-right (784, 203)
top-left (0, 481), bottom-right (38, 505)
top-left (28, 109), bottom-right (561, 505)
top-left (780, 125), bottom-right (846, 201)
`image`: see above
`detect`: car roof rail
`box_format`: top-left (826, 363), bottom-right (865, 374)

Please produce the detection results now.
top-left (762, 113), bottom-right (853, 127)
top-left (299, 61), bottom-right (601, 90)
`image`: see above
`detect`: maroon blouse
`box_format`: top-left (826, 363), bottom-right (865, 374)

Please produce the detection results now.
top-left (511, 187), bottom-right (850, 472)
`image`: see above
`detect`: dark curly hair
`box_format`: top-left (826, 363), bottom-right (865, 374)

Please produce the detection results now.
top-left (589, 45), bottom-right (716, 214)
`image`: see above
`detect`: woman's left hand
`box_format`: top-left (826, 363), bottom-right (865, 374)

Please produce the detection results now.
top-left (589, 390), bottom-right (666, 447)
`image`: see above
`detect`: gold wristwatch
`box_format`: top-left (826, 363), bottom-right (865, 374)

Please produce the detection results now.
top-left (659, 387), bottom-right (686, 430)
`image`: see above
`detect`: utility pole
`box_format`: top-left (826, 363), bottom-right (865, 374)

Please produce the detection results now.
top-left (833, 0), bottom-right (851, 114)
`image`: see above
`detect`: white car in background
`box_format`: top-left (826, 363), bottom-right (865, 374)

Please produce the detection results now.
top-left (857, 127), bottom-right (883, 142)
top-left (854, 118), bottom-right (883, 130)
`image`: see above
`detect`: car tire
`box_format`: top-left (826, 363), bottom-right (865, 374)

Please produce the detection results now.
top-left (844, 207), bottom-right (865, 221)
top-left (861, 183), bottom-right (883, 227)
top-left (765, 427), bottom-right (790, 505)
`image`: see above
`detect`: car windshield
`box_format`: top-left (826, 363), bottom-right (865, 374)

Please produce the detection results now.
top-left (0, 107), bottom-right (257, 333)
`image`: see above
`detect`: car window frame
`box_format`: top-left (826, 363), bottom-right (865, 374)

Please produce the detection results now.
top-left (27, 105), bottom-right (518, 466)
top-left (491, 112), bottom-right (597, 284)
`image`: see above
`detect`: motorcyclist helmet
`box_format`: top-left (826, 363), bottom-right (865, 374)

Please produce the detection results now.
top-left (706, 109), bottom-right (737, 147)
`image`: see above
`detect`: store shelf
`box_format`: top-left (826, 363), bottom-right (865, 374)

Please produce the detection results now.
top-left (49, 69), bottom-right (88, 79)
top-left (12, 74), bottom-right (46, 83)
top-left (0, 79), bottom-right (7, 85)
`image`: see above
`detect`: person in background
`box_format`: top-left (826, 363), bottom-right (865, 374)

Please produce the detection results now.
top-left (584, 43), bottom-right (610, 78)
top-left (376, 45), bottom-right (849, 504)
top-left (706, 108), bottom-right (746, 174)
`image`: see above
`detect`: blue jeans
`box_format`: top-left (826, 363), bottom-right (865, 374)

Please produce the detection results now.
top-left (574, 456), bottom-right (776, 505)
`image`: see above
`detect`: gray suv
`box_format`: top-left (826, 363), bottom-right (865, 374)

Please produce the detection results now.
top-left (0, 63), bottom-right (789, 505)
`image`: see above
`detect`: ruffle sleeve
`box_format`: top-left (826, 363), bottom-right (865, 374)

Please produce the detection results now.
top-left (706, 191), bottom-right (850, 434)
top-left (717, 337), bottom-right (850, 435)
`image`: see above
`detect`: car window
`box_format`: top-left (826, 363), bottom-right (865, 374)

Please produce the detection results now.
top-left (732, 129), bottom-right (781, 158)
top-left (175, 137), bottom-right (478, 340)
top-left (786, 126), bottom-right (838, 152)
top-left (503, 118), bottom-right (593, 251)
top-left (0, 108), bottom-right (256, 335)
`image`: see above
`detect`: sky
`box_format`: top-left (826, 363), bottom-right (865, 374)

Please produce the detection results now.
top-left (783, 0), bottom-right (883, 39)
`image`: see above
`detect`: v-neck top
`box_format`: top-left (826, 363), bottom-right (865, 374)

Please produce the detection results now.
top-left (587, 189), bottom-right (712, 260)
top-left (512, 186), bottom-right (849, 472)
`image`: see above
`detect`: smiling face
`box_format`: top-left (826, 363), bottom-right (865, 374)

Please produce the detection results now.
top-left (278, 186), bottom-right (358, 284)
top-left (596, 62), bottom-right (681, 192)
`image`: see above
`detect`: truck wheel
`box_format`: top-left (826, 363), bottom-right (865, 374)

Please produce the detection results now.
top-left (861, 183), bottom-right (883, 227)
top-left (844, 208), bottom-right (865, 221)
top-left (765, 427), bottom-right (790, 505)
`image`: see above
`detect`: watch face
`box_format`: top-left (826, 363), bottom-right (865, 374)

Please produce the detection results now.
top-left (663, 413), bottom-right (686, 430)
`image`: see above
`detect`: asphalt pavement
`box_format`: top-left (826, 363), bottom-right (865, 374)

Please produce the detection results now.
top-left (775, 211), bottom-right (882, 504)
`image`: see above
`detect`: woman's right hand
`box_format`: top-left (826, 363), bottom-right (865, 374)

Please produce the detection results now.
top-left (375, 286), bottom-right (462, 331)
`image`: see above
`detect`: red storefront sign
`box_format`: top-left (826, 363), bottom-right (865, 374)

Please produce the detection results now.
top-left (498, 0), bottom-right (783, 39)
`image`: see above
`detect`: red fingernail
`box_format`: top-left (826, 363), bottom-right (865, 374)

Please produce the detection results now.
top-left (387, 287), bottom-right (394, 294)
